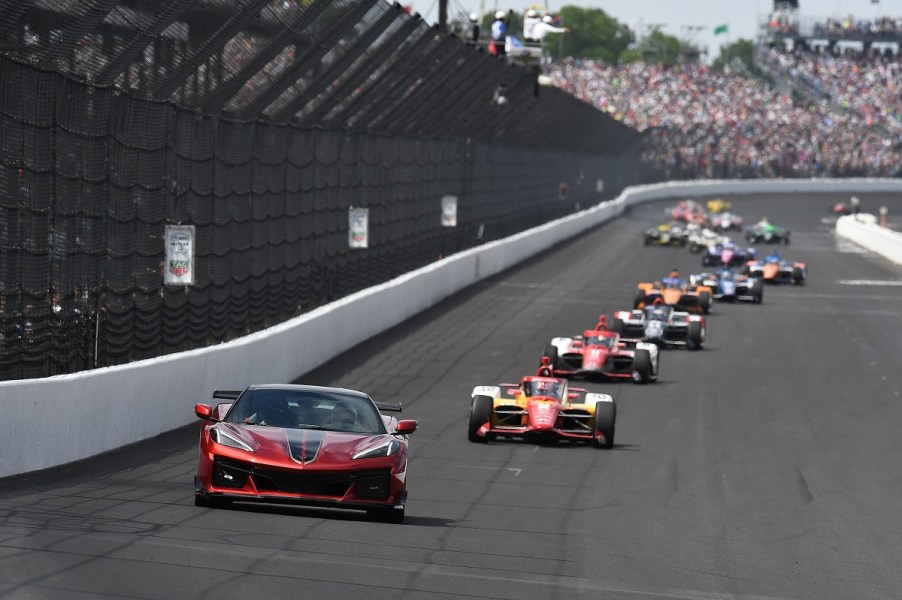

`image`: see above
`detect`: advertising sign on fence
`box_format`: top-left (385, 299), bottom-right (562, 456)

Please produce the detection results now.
top-left (441, 195), bottom-right (458, 227)
top-left (164, 225), bottom-right (195, 285)
top-left (349, 208), bottom-right (369, 249)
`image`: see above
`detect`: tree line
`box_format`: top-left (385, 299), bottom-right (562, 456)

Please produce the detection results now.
top-left (460, 5), bottom-right (753, 68)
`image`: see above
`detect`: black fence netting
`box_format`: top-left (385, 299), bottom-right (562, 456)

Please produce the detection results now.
top-left (0, 0), bottom-right (642, 380)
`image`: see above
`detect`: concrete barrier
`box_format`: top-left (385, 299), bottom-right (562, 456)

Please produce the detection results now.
top-left (835, 213), bottom-right (902, 265)
top-left (2, 178), bottom-right (901, 478)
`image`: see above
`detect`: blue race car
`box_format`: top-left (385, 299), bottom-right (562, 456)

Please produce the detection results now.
top-left (690, 268), bottom-right (763, 303)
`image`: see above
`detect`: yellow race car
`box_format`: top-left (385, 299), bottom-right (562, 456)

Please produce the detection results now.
top-left (467, 374), bottom-right (616, 448)
top-left (707, 198), bottom-right (732, 214)
top-left (644, 223), bottom-right (688, 247)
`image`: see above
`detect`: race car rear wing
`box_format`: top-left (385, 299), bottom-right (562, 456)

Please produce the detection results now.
top-left (213, 389), bottom-right (242, 400)
top-left (375, 401), bottom-right (402, 413)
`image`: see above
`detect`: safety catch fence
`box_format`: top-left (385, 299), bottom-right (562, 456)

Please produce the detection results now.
top-left (0, 0), bottom-right (641, 380)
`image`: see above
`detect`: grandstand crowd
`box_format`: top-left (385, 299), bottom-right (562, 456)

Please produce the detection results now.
top-left (549, 41), bottom-right (902, 179)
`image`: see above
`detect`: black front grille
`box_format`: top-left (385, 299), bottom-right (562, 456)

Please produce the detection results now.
top-left (353, 473), bottom-right (391, 499)
top-left (213, 456), bottom-right (389, 499)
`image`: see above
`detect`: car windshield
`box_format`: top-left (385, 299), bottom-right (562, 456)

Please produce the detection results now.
top-left (225, 388), bottom-right (385, 434)
top-left (584, 334), bottom-right (616, 347)
top-left (522, 380), bottom-right (565, 400)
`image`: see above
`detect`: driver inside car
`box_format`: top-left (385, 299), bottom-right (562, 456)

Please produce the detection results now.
top-left (327, 404), bottom-right (358, 431)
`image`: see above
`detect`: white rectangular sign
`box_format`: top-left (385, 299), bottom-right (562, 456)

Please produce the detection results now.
top-left (441, 195), bottom-right (458, 227)
top-left (349, 207), bottom-right (369, 249)
top-left (164, 224), bottom-right (195, 286)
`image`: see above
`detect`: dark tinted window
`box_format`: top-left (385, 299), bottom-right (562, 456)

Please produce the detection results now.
top-left (225, 389), bottom-right (385, 433)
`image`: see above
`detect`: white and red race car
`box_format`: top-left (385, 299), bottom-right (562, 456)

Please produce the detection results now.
top-left (543, 320), bottom-right (659, 384)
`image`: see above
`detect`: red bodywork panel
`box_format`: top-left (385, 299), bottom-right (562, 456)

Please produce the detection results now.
top-left (195, 410), bottom-right (410, 509)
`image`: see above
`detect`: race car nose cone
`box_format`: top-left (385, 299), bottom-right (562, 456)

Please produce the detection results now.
top-left (583, 348), bottom-right (609, 370)
top-left (527, 400), bottom-right (559, 431)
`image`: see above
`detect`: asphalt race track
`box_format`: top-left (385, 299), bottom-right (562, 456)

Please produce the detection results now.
top-left (2, 192), bottom-right (902, 600)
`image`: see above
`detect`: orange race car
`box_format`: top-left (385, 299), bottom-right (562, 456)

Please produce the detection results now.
top-left (633, 271), bottom-right (713, 315)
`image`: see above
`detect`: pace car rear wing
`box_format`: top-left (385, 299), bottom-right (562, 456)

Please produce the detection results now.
top-left (375, 401), bottom-right (402, 413)
top-left (213, 389), bottom-right (242, 400)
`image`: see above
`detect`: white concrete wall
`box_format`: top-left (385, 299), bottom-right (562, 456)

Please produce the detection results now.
top-left (2, 178), bottom-right (901, 478)
top-left (835, 213), bottom-right (902, 265)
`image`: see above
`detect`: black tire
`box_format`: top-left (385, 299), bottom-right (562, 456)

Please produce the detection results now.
top-left (633, 349), bottom-right (652, 384)
top-left (633, 288), bottom-right (647, 309)
top-left (367, 506), bottom-right (405, 524)
top-left (701, 254), bottom-right (711, 266)
top-left (698, 291), bottom-right (711, 314)
top-left (792, 267), bottom-right (803, 285)
top-left (592, 401), bottom-right (616, 449)
top-left (690, 242), bottom-right (702, 253)
top-left (751, 281), bottom-right (764, 303)
top-left (609, 317), bottom-right (623, 333)
top-left (644, 235), bottom-right (652, 246)
top-left (542, 344), bottom-right (559, 369)
top-left (468, 395), bottom-right (493, 443)
top-left (783, 235), bottom-right (791, 245)
top-left (194, 494), bottom-right (231, 509)
top-left (687, 321), bottom-right (704, 350)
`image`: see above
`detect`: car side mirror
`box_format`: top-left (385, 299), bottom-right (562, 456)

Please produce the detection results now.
top-left (617, 342), bottom-right (626, 348)
top-left (395, 420), bottom-right (418, 434)
top-left (195, 403), bottom-right (218, 422)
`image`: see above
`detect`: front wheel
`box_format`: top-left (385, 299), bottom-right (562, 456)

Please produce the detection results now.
top-left (751, 281), bottom-right (764, 303)
top-left (542, 344), bottom-right (560, 369)
top-left (633, 349), bottom-right (652, 384)
top-left (633, 288), bottom-right (647, 309)
top-left (792, 267), bottom-right (803, 285)
top-left (687, 321), bottom-right (704, 350)
top-left (194, 494), bottom-right (232, 509)
top-left (468, 395), bottom-right (493, 443)
top-left (698, 291), bottom-right (711, 315)
top-left (367, 506), bottom-right (405, 524)
top-left (592, 401), bottom-right (616, 449)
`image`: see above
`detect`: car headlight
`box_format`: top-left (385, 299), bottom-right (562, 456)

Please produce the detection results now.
top-left (210, 428), bottom-right (254, 452)
top-left (353, 439), bottom-right (400, 459)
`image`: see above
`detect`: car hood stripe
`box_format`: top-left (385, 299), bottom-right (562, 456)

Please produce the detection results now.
top-left (287, 429), bottom-right (325, 464)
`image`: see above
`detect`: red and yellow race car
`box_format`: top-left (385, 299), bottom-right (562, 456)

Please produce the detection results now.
top-left (467, 374), bottom-right (616, 448)
top-left (194, 384), bottom-right (417, 523)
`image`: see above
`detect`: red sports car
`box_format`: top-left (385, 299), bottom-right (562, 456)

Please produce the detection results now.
top-left (194, 384), bottom-right (417, 523)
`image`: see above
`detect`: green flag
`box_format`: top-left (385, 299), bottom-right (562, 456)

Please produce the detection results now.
top-left (714, 24), bottom-right (728, 35)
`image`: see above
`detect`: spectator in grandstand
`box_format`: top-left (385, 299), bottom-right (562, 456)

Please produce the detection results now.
top-left (490, 10), bottom-right (507, 56)
top-left (466, 13), bottom-right (480, 45)
top-left (547, 53), bottom-right (902, 180)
